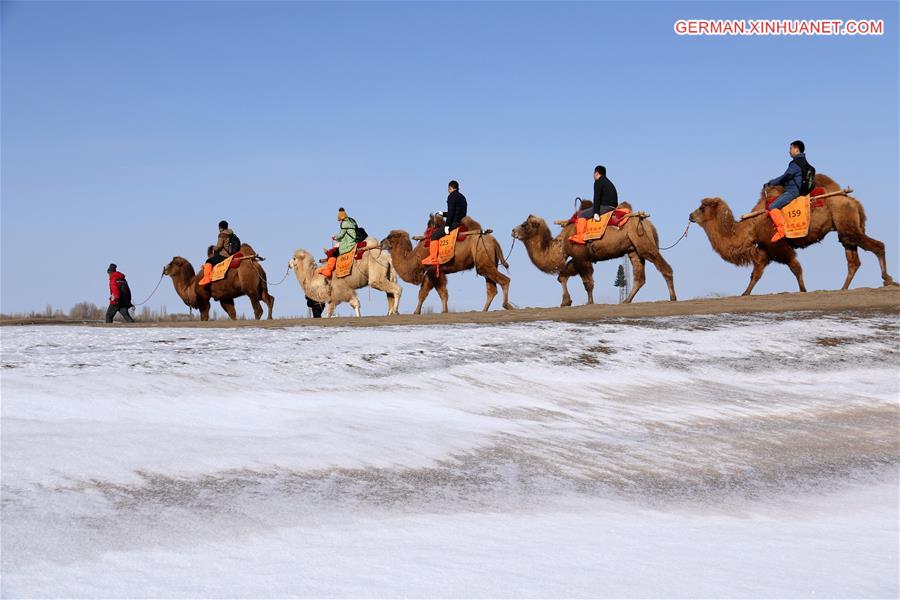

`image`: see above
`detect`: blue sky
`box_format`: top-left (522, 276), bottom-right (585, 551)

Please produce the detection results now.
top-left (2, 1), bottom-right (898, 316)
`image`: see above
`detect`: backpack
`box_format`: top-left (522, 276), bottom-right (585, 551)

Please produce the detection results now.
top-left (792, 156), bottom-right (816, 196)
top-left (346, 217), bottom-right (368, 243)
top-left (117, 278), bottom-right (133, 307)
top-left (227, 232), bottom-right (241, 255)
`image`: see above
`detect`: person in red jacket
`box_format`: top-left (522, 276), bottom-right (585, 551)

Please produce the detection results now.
top-left (106, 264), bottom-right (135, 323)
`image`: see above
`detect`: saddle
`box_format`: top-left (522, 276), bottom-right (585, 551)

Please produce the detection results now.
top-left (325, 242), bottom-right (369, 261)
top-left (567, 208), bottom-right (631, 228)
top-left (210, 252), bottom-right (243, 282)
top-left (766, 187), bottom-right (826, 210)
top-left (425, 223), bottom-right (469, 246)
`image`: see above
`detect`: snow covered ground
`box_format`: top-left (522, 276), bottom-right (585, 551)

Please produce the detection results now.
top-left (2, 313), bottom-right (898, 598)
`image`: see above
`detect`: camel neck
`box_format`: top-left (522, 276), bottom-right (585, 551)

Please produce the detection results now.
top-left (523, 221), bottom-right (567, 273)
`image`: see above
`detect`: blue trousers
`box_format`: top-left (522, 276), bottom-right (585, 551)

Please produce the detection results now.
top-left (769, 190), bottom-right (799, 210)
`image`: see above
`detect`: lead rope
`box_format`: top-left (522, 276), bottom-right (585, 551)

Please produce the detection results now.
top-left (255, 264), bottom-right (291, 286)
top-left (132, 273), bottom-right (165, 306)
top-left (502, 237), bottom-right (516, 264)
top-left (659, 221), bottom-right (691, 251)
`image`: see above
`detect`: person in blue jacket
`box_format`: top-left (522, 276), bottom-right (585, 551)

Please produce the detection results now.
top-left (765, 140), bottom-right (809, 242)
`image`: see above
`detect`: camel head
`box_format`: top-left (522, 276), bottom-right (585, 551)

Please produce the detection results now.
top-left (381, 230), bottom-right (412, 252)
top-left (289, 249), bottom-right (315, 273)
top-left (689, 197), bottom-right (730, 226)
top-left (512, 215), bottom-right (548, 241)
top-left (163, 256), bottom-right (194, 278)
top-left (427, 213), bottom-right (445, 230)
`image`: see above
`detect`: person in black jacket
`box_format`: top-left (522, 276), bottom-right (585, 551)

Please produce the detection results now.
top-left (423, 180), bottom-right (467, 265)
top-left (570, 165), bottom-right (619, 245)
top-left (591, 165), bottom-right (618, 218)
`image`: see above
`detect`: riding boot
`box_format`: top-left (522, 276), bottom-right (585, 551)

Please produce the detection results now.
top-left (768, 208), bottom-right (786, 243)
top-left (317, 256), bottom-right (337, 278)
top-left (199, 263), bottom-right (213, 286)
top-left (421, 239), bottom-right (441, 266)
top-left (568, 218), bottom-right (588, 245)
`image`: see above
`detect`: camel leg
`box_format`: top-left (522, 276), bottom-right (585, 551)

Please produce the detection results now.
top-left (624, 252), bottom-right (646, 304)
top-left (557, 273), bottom-right (572, 307)
top-left (557, 260), bottom-right (579, 307)
top-left (199, 306), bottom-right (210, 321)
top-left (482, 278), bottom-right (498, 311)
top-left (261, 290), bottom-right (275, 319)
top-left (349, 293), bottom-right (361, 317)
top-left (220, 299), bottom-right (237, 320)
top-left (415, 276), bottom-right (435, 315)
top-left (629, 226), bottom-right (676, 301)
top-left (433, 275), bottom-right (450, 313)
top-left (495, 270), bottom-right (512, 310)
top-left (742, 249), bottom-right (770, 296)
top-left (835, 206), bottom-right (895, 286)
top-left (576, 261), bottom-right (594, 305)
top-left (370, 280), bottom-right (403, 315)
top-left (839, 245), bottom-right (861, 290)
top-left (787, 255), bottom-right (807, 292)
top-left (856, 234), bottom-right (895, 286)
top-left (249, 295), bottom-right (264, 320)
top-left (325, 302), bottom-right (336, 318)
top-left (642, 250), bottom-right (676, 301)
top-left (475, 262), bottom-right (510, 311)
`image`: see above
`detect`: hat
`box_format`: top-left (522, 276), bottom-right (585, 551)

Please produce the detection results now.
top-left (107, 263), bottom-right (117, 273)
top-left (337, 208), bottom-right (347, 221)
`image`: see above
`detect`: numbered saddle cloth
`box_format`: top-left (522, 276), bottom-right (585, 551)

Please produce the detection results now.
top-left (583, 212), bottom-right (613, 241)
top-left (436, 227), bottom-right (461, 265)
top-left (783, 195), bottom-right (811, 238)
top-left (335, 251), bottom-right (355, 278)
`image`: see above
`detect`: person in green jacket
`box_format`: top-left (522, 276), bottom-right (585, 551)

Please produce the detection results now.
top-left (318, 208), bottom-right (360, 278)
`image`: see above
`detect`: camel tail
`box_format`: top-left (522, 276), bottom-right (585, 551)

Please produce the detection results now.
top-left (494, 237), bottom-right (510, 271)
top-left (857, 199), bottom-right (868, 231)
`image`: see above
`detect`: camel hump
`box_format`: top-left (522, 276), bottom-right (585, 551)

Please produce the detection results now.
top-left (461, 215), bottom-right (483, 231)
top-left (813, 172), bottom-right (840, 192)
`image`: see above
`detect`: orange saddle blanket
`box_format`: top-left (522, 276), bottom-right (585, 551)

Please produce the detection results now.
top-left (210, 253), bottom-right (243, 282)
top-left (335, 251), bottom-right (355, 278)
top-left (783, 196), bottom-right (811, 239)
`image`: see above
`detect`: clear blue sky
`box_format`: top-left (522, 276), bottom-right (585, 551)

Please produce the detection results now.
top-left (2, 1), bottom-right (898, 316)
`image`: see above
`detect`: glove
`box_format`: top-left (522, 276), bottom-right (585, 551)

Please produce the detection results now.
top-left (444, 226), bottom-right (450, 235)
top-left (593, 214), bottom-right (601, 221)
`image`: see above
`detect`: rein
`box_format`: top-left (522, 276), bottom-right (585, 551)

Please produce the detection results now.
top-left (659, 222), bottom-right (691, 251)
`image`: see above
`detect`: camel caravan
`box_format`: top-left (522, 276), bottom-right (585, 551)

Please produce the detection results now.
top-left (150, 142), bottom-right (894, 322)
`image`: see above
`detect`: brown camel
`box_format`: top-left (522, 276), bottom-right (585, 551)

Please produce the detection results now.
top-left (511, 216), bottom-right (594, 307)
top-left (689, 173), bottom-right (895, 295)
top-left (512, 202), bottom-right (677, 305)
top-left (163, 244), bottom-right (275, 320)
top-left (381, 215), bottom-right (513, 314)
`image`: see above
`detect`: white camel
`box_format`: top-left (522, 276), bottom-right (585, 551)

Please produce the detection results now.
top-left (289, 241), bottom-right (402, 317)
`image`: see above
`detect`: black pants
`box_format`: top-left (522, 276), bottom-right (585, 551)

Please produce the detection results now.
top-left (206, 254), bottom-right (227, 266)
top-left (578, 205), bottom-right (615, 219)
top-left (431, 222), bottom-right (461, 241)
top-left (106, 304), bottom-right (135, 323)
top-left (306, 296), bottom-right (325, 318)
